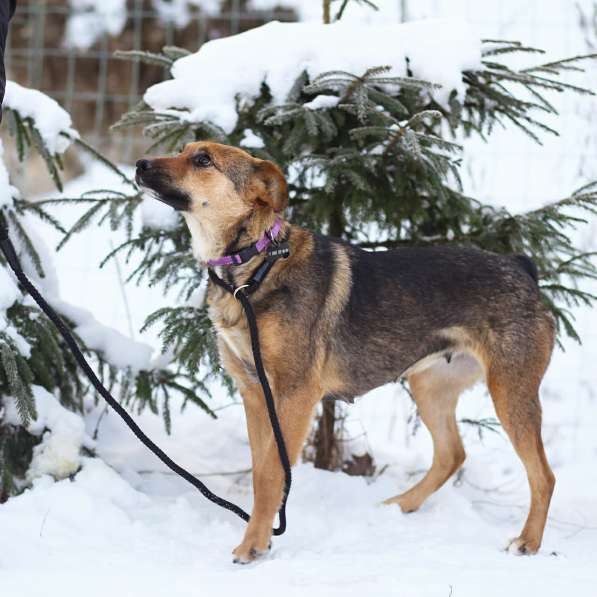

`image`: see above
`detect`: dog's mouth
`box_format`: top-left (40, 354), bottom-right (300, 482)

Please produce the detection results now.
top-left (136, 170), bottom-right (191, 212)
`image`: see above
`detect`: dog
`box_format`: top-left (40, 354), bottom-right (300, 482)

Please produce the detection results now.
top-left (136, 141), bottom-right (556, 563)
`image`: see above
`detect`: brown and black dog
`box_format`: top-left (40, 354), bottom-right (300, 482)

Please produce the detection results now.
top-left (136, 141), bottom-right (556, 563)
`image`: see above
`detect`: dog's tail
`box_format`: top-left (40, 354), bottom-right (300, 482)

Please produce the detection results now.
top-left (514, 254), bottom-right (539, 284)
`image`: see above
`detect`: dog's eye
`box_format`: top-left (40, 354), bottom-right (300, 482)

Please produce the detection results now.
top-left (192, 152), bottom-right (212, 168)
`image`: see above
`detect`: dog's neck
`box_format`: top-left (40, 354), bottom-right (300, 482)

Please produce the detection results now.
top-left (182, 209), bottom-right (280, 267)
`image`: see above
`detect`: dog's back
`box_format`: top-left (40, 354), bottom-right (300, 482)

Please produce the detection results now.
top-left (309, 238), bottom-right (549, 399)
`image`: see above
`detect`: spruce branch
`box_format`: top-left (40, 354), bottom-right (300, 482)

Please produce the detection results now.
top-left (3, 107), bottom-right (74, 191)
top-left (0, 341), bottom-right (36, 427)
top-left (460, 41), bottom-right (596, 143)
top-left (114, 49), bottom-right (175, 69)
top-left (334, 0), bottom-right (379, 22)
top-left (73, 136), bottom-right (135, 189)
top-left (7, 211), bottom-right (44, 278)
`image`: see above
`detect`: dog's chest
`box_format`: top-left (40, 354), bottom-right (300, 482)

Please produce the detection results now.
top-left (208, 294), bottom-right (251, 361)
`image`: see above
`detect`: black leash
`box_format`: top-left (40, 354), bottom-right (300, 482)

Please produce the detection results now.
top-left (0, 222), bottom-right (291, 536)
top-left (208, 252), bottom-right (293, 536)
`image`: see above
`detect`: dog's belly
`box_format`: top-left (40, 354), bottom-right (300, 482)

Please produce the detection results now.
top-left (327, 341), bottom-right (483, 403)
top-left (328, 324), bottom-right (455, 397)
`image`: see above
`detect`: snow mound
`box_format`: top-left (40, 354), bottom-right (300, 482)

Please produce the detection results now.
top-left (3, 82), bottom-right (79, 155)
top-left (4, 385), bottom-right (90, 481)
top-left (2, 401), bottom-right (597, 597)
top-left (145, 19), bottom-right (481, 133)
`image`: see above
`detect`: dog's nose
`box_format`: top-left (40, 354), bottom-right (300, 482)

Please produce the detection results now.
top-left (136, 159), bottom-right (152, 172)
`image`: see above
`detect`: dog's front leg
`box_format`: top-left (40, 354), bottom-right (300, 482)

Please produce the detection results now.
top-left (233, 384), bottom-right (319, 564)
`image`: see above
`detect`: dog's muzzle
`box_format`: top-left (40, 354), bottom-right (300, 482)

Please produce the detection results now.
top-left (135, 159), bottom-right (191, 212)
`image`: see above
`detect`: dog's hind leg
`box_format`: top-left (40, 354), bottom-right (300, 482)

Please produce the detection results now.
top-left (485, 324), bottom-right (555, 555)
top-left (384, 354), bottom-right (481, 512)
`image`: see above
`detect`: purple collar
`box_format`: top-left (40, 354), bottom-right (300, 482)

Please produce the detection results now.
top-left (207, 218), bottom-right (283, 267)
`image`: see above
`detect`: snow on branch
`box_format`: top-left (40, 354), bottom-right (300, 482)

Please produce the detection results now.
top-left (0, 139), bottom-right (19, 209)
top-left (65, 0), bottom-right (127, 50)
top-left (144, 19), bottom-right (482, 133)
top-left (3, 385), bottom-right (91, 481)
top-left (4, 81), bottom-right (79, 156)
top-left (51, 298), bottom-right (155, 373)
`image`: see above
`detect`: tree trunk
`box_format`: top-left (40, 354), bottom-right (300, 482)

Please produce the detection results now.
top-left (323, 0), bottom-right (331, 24)
top-left (314, 399), bottom-right (337, 469)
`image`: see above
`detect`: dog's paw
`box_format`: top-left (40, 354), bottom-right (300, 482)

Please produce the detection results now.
top-left (506, 536), bottom-right (540, 556)
top-left (232, 540), bottom-right (271, 565)
top-left (382, 493), bottom-right (421, 513)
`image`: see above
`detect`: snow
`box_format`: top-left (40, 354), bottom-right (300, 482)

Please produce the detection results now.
top-left (1, 322), bottom-right (32, 357)
top-left (75, 319), bottom-right (153, 372)
top-left (145, 19), bottom-right (481, 133)
top-left (0, 266), bottom-right (20, 311)
top-left (3, 82), bottom-right (79, 155)
top-left (240, 129), bottom-right (266, 149)
top-left (48, 298), bottom-right (154, 373)
top-left (3, 385), bottom-right (90, 481)
top-left (152, 0), bottom-right (221, 27)
top-left (186, 284), bottom-right (207, 309)
top-left (62, 0), bottom-right (402, 44)
top-left (304, 94), bottom-right (340, 110)
top-left (65, 0), bottom-right (222, 45)
top-left (3, 202), bottom-right (154, 373)
top-left (65, 0), bottom-right (127, 50)
top-left (1, 377), bottom-right (596, 596)
top-left (31, 161), bottom-right (169, 356)
top-left (0, 139), bottom-right (19, 207)
top-left (151, 0), bottom-right (195, 28)
top-left (1, 138), bottom-right (33, 355)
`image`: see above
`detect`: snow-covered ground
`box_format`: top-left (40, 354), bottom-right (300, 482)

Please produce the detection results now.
top-left (1, 370), bottom-right (596, 597)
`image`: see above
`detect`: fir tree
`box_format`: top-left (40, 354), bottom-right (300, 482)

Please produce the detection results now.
top-left (0, 87), bottom-right (194, 498)
top-left (53, 9), bottom-right (597, 472)
top-left (0, 97), bottom-right (86, 499)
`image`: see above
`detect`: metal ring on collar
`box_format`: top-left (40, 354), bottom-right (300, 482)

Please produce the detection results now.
top-left (233, 284), bottom-right (250, 299)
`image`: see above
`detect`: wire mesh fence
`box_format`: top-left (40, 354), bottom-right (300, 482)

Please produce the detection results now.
top-left (4, 0), bottom-right (297, 162)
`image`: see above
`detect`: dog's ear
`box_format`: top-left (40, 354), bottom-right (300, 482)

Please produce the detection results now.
top-left (251, 160), bottom-right (288, 213)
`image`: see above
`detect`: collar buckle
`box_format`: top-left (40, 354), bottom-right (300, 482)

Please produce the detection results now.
top-left (265, 241), bottom-right (290, 262)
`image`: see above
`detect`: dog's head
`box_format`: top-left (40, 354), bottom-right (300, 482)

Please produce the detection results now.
top-left (136, 141), bottom-right (288, 261)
